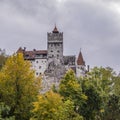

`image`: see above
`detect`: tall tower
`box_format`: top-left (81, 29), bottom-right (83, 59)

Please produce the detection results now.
top-left (46, 25), bottom-right (65, 81)
top-left (47, 26), bottom-right (63, 60)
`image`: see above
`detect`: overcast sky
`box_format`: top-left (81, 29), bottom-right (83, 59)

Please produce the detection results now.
top-left (0, 0), bottom-right (120, 72)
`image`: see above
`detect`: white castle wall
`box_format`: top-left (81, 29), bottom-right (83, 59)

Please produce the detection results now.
top-left (31, 58), bottom-right (47, 77)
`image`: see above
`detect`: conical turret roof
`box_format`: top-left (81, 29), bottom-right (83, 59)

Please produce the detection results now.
top-left (77, 51), bottom-right (85, 66)
top-left (52, 25), bottom-right (59, 33)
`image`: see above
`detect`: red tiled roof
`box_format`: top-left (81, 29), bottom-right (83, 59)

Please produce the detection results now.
top-left (52, 25), bottom-right (59, 33)
top-left (77, 51), bottom-right (85, 66)
top-left (24, 51), bottom-right (35, 60)
top-left (35, 50), bottom-right (47, 54)
top-left (17, 47), bottom-right (47, 60)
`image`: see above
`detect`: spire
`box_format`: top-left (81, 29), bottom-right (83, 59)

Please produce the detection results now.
top-left (77, 50), bottom-right (85, 66)
top-left (52, 25), bottom-right (59, 33)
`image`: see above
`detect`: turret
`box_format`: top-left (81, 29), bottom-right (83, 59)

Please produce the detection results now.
top-left (76, 50), bottom-right (86, 77)
top-left (77, 51), bottom-right (85, 66)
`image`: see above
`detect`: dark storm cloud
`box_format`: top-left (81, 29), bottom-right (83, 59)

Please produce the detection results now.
top-left (0, 0), bottom-right (120, 72)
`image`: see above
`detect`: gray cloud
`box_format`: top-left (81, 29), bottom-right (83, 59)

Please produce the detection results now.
top-left (0, 0), bottom-right (120, 72)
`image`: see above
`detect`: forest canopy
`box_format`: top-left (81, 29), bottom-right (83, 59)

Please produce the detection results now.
top-left (0, 53), bottom-right (120, 120)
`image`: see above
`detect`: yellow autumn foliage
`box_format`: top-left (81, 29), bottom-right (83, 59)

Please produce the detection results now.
top-left (32, 90), bottom-right (83, 120)
top-left (0, 53), bottom-right (41, 119)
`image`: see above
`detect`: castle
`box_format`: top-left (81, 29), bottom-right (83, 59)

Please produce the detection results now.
top-left (17, 26), bottom-right (88, 91)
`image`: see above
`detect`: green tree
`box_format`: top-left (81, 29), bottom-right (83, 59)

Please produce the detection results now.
top-left (113, 75), bottom-right (120, 96)
top-left (87, 67), bottom-right (115, 108)
top-left (103, 94), bottom-right (120, 120)
top-left (0, 53), bottom-right (40, 120)
top-left (31, 90), bottom-right (83, 120)
top-left (88, 67), bottom-right (114, 94)
top-left (79, 67), bottom-right (117, 120)
top-left (103, 72), bottom-right (120, 120)
top-left (0, 102), bottom-right (15, 120)
top-left (59, 69), bottom-right (87, 117)
top-left (79, 77), bottom-right (102, 120)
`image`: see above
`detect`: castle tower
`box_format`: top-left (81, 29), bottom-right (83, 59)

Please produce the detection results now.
top-left (45, 25), bottom-right (65, 83)
top-left (76, 50), bottom-right (86, 77)
top-left (47, 26), bottom-right (63, 60)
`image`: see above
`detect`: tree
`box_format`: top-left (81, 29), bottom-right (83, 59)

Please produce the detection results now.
top-left (0, 48), bottom-right (8, 70)
top-left (88, 67), bottom-right (114, 94)
top-left (79, 77), bottom-right (102, 120)
top-left (79, 67), bottom-right (117, 120)
top-left (103, 94), bottom-right (120, 120)
top-left (0, 102), bottom-right (15, 120)
top-left (31, 90), bottom-right (83, 120)
top-left (59, 69), bottom-right (87, 117)
top-left (0, 53), bottom-right (40, 120)
top-left (103, 72), bottom-right (120, 120)
top-left (86, 67), bottom-right (115, 107)
top-left (113, 75), bottom-right (120, 96)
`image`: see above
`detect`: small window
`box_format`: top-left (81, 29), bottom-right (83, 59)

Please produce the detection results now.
top-left (54, 43), bottom-right (57, 47)
top-left (39, 66), bottom-right (41, 69)
top-left (25, 54), bottom-right (29, 57)
top-left (57, 50), bottom-right (60, 53)
top-left (36, 72), bottom-right (38, 76)
top-left (36, 61), bottom-right (38, 63)
top-left (51, 50), bottom-right (53, 52)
